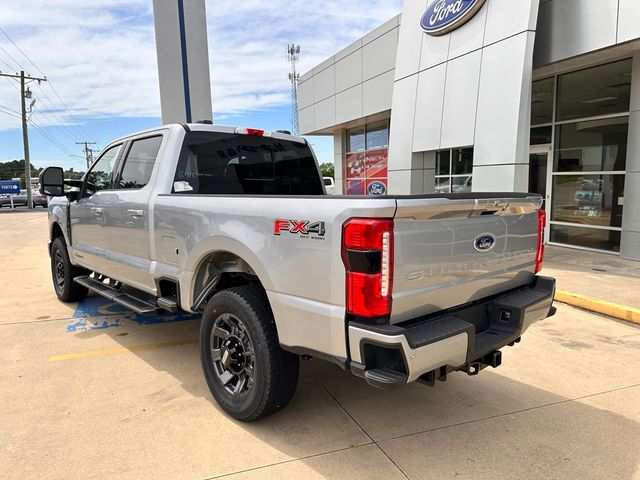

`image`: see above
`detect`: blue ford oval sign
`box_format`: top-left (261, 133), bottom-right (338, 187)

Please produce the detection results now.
top-left (421, 0), bottom-right (487, 36)
top-left (368, 181), bottom-right (387, 196)
top-left (474, 233), bottom-right (496, 252)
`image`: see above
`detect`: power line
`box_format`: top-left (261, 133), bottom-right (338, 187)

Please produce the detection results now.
top-left (0, 44), bottom-right (22, 72)
top-left (31, 84), bottom-right (88, 140)
top-left (44, 83), bottom-right (91, 139)
top-left (0, 103), bottom-right (20, 115)
top-left (0, 27), bottom-right (91, 139)
top-left (0, 70), bottom-right (47, 208)
top-left (29, 119), bottom-right (85, 167)
top-left (0, 55), bottom-right (16, 72)
top-left (76, 141), bottom-right (97, 169)
top-left (0, 27), bottom-right (45, 77)
top-left (0, 107), bottom-right (20, 119)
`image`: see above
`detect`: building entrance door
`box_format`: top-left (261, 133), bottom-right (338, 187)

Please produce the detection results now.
top-left (529, 145), bottom-right (552, 241)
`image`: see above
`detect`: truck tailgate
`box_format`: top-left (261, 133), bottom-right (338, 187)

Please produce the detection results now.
top-left (391, 195), bottom-right (543, 324)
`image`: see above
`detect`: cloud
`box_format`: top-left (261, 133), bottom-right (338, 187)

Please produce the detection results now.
top-left (0, 0), bottom-right (402, 133)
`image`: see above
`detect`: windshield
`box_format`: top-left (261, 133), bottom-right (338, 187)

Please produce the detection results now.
top-left (173, 131), bottom-right (324, 195)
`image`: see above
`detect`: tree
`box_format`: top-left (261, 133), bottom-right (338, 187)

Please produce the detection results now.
top-left (319, 162), bottom-right (335, 179)
top-left (0, 160), bottom-right (39, 188)
top-left (64, 168), bottom-right (84, 180)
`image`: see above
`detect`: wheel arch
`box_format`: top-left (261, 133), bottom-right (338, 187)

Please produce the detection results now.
top-left (49, 221), bottom-right (67, 255)
top-left (187, 238), bottom-right (276, 315)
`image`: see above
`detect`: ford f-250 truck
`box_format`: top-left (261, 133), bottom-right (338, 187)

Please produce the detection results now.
top-left (40, 123), bottom-right (556, 421)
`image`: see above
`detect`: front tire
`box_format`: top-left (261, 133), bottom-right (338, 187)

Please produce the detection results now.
top-left (200, 285), bottom-right (299, 421)
top-left (50, 237), bottom-right (89, 302)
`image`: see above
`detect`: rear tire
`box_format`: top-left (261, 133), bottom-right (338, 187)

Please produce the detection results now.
top-left (50, 237), bottom-right (89, 302)
top-left (200, 285), bottom-right (299, 421)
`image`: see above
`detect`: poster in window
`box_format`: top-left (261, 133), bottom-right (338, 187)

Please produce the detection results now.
top-left (346, 179), bottom-right (365, 195)
top-left (365, 149), bottom-right (388, 179)
top-left (344, 148), bottom-right (389, 196)
top-left (345, 152), bottom-right (366, 179)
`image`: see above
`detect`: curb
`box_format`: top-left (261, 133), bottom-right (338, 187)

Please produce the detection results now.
top-left (555, 290), bottom-right (640, 325)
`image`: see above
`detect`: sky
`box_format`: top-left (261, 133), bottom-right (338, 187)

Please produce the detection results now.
top-left (0, 0), bottom-right (403, 172)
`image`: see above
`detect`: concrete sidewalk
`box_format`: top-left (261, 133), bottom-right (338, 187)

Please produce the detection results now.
top-left (541, 245), bottom-right (640, 314)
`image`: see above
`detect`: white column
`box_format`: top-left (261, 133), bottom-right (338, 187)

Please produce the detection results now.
top-left (153, 0), bottom-right (213, 124)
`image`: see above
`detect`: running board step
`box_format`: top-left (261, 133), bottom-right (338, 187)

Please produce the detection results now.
top-left (74, 276), bottom-right (159, 315)
top-left (157, 296), bottom-right (178, 313)
top-left (363, 368), bottom-right (407, 390)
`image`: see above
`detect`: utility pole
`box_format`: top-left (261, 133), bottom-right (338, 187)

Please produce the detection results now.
top-left (287, 44), bottom-right (301, 135)
top-left (77, 141), bottom-right (97, 169)
top-left (0, 70), bottom-right (47, 209)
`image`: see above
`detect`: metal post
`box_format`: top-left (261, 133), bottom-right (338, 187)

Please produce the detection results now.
top-left (20, 71), bottom-right (33, 209)
top-left (0, 70), bottom-right (47, 209)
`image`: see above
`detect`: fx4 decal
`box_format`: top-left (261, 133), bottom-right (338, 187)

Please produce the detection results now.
top-left (274, 219), bottom-right (326, 237)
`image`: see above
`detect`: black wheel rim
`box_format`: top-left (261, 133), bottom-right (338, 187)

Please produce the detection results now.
top-left (210, 313), bottom-right (255, 396)
top-left (54, 250), bottom-right (65, 290)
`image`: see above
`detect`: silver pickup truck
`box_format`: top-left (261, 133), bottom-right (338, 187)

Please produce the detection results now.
top-left (40, 123), bottom-right (555, 421)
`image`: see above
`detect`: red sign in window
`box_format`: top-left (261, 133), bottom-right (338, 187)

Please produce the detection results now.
top-left (344, 149), bottom-right (388, 196)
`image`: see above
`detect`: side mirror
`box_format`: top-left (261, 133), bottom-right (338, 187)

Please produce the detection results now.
top-left (39, 166), bottom-right (65, 196)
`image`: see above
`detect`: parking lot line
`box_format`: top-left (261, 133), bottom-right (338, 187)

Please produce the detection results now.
top-left (48, 338), bottom-right (197, 362)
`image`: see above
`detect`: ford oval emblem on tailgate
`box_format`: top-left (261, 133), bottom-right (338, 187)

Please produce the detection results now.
top-left (474, 233), bottom-right (496, 252)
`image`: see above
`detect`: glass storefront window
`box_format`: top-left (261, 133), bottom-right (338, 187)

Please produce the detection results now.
top-left (348, 126), bottom-right (365, 153)
top-left (436, 150), bottom-right (450, 175)
top-left (435, 148), bottom-right (473, 193)
top-left (452, 148), bottom-right (473, 175)
top-left (435, 177), bottom-right (450, 194)
top-left (556, 59), bottom-right (632, 122)
top-left (530, 126), bottom-right (552, 146)
top-left (550, 225), bottom-right (621, 253)
top-left (366, 121), bottom-right (389, 150)
top-left (551, 174), bottom-right (625, 228)
top-left (554, 116), bottom-right (628, 172)
top-left (344, 121), bottom-right (389, 196)
top-left (532, 77), bottom-right (554, 125)
top-left (531, 60), bottom-right (632, 254)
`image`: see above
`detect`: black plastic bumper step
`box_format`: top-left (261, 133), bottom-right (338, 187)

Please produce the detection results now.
top-left (74, 276), bottom-right (159, 315)
top-left (403, 315), bottom-right (474, 349)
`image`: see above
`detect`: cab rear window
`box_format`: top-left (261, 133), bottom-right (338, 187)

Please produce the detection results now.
top-left (172, 132), bottom-right (324, 195)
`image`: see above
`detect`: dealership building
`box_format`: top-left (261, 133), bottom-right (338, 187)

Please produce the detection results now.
top-left (298, 0), bottom-right (640, 260)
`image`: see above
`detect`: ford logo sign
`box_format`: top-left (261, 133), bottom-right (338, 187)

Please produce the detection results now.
top-left (368, 181), bottom-right (387, 196)
top-left (474, 233), bottom-right (496, 252)
top-left (420, 0), bottom-right (487, 36)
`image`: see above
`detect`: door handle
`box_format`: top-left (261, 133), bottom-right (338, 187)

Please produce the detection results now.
top-left (91, 207), bottom-right (103, 215)
top-left (127, 209), bottom-right (144, 218)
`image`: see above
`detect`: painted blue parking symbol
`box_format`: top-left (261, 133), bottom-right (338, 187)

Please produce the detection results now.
top-left (68, 296), bottom-right (200, 332)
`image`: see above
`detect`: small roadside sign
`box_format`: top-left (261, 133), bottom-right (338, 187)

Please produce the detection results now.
top-left (0, 180), bottom-right (20, 195)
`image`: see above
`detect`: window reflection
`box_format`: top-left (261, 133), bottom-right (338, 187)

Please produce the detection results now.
top-left (532, 77), bottom-right (554, 125)
top-left (551, 175), bottom-right (625, 228)
top-left (554, 117), bottom-right (628, 172)
top-left (550, 225), bottom-right (621, 253)
top-left (556, 59), bottom-right (632, 122)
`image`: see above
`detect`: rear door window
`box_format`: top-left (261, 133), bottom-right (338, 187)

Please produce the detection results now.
top-left (173, 132), bottom-right (323, 195)
top-left (117, 136), bottom-right (162, 189)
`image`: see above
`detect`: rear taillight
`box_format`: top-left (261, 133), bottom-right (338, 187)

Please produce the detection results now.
top-left (535, 209), bottom-right (546, 273)
top-left (342, 219), bottom-right (394, 319)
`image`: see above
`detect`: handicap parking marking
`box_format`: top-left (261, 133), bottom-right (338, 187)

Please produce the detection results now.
top-left (67, 296), bottom-right (200, 332)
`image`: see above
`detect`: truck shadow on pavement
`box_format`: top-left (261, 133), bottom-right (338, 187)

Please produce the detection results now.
top-left (62, 294), bottom-right (640, 479)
